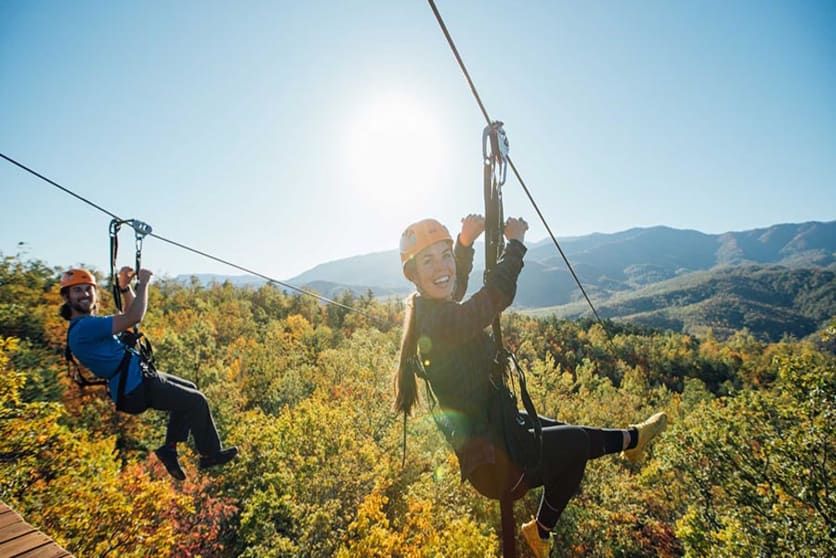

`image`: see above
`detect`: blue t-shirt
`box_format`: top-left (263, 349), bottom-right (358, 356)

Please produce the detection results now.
top-left (68, 316), bottom-right (143, 402)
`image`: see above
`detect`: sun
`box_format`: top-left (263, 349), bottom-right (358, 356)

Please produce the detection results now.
top-left (342, 92), bottom-right (447, 211)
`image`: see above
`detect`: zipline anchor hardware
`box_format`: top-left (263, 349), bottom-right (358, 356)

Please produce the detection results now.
top-left (483, 121), bottom-right (509, 294)
top-left (483, 121), bottom-right (509, 187)
top-left (109, 218), bottom-right (152, 313)
top-left (127, 219), bottom-right (152, 238)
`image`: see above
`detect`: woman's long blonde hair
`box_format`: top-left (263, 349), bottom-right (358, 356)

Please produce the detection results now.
top-left (393, 292), bottom-right (419, 415)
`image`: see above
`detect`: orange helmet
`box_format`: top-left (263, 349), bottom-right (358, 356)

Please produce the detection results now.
top-left (60, 268), bottom-right (97, 290)
top-left (400, 218), bottom-right (453, 277)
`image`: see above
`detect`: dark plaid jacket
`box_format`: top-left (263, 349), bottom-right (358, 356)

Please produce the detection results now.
top-left (415, 239), bottom-right (526, 480)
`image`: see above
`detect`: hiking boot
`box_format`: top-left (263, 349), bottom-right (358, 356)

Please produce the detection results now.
top-left (521, 518), bottom-right (551, 558)
top-left (622, 411), bottom-right (668, 462)
top-left (198, 446), bottom-right (239, 470)
top-left (154, 445), bottom-right (186, 481)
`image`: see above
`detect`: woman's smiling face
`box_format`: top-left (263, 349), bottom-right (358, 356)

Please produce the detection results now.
top-left (411, 239), bottom-right (456, 300)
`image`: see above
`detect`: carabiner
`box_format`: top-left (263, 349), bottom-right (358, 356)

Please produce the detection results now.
top-left (109, 218), bottom-right (124, 238)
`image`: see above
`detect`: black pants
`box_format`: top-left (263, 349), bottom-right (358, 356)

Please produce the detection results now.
top-left (468, 415), bottom-right (618, 529)
top-left (121, 370), bottom-right (222, 456)
top-left (525, 416), bottom-right (613, 529)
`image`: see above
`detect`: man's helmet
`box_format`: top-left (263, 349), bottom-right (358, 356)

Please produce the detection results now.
top-left (399, 218), bottom-right (453, 278)
top-left (60, 268), bottom-right (97, 290)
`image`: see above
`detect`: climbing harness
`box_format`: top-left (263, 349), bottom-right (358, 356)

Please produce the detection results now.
top-left (65, 315), bottom-right (153, 413)
top-left (64, 337), bottom-right (107, 388)
top-left (65, 219), bottom-right (158, 412)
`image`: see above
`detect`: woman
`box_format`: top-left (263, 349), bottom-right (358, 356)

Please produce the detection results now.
top-left (394, 216), bottom-right (666, 557)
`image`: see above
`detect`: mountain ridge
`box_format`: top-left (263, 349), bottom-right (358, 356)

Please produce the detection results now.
top-left (176, 220), bottom-right (836, 340)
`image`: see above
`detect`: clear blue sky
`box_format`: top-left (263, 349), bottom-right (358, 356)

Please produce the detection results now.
top-left (2, 1), bottom-right (834, 281)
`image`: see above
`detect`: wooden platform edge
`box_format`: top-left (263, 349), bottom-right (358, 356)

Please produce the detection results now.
top-left (0, 502), bottom-right (72, 558)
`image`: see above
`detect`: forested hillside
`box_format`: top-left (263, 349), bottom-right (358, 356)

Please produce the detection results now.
top-left (2, 255), bottom-right (834, 557)
top-left (530, 265), bottom-right (836, 342)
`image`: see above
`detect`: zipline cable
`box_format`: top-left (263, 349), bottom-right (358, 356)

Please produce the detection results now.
top-left (0, 151), bottom-right (383, 324)
top-left (1, 152), bottom-right (120, 220)
top-left (147, 231), bottom-right (381, 323)
top-left (426, 0), bottom-right (606, 328)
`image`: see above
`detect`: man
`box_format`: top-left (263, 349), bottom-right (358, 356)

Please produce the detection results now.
top-left (60, 266), bottom-right (237, 480)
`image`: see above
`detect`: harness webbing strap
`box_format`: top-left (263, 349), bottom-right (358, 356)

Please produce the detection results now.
top-left (109, 219), bottom-right (123, 312)
top-left (65, 320), bottom-right (107, 387)
top-left (65, 318), bottom-right (147, 410)
top-left (509, 352), bottom-right (542, 457)
top-left (113, 349), bottom-right (133, 409)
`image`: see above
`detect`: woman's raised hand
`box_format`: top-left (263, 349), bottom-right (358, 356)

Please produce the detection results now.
top-left (459, 214), bottom-right (486, 247)
top-left (504, 217), bottom-right (529, 244)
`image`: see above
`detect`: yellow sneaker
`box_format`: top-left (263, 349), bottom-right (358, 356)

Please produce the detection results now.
top-left (622, 411), bottom-right (667, 462)
top-left (521, 518), bottom-right (551, 558)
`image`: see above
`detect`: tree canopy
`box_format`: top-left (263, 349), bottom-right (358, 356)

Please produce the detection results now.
top-left (1, 254), bottom-right (833, 556)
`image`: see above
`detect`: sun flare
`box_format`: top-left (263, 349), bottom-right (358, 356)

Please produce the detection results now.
top-left (343, 93), bottom-right (447, 210)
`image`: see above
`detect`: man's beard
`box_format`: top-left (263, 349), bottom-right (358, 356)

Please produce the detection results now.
top-left (71, 300), bottom-right (96, 315)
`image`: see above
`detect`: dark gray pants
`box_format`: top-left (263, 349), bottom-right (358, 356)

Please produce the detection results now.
top-left (123, 371), bottom-right (221, 456)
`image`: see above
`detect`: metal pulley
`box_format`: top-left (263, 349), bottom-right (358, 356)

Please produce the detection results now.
top-left (127, 219), bottom-right (152, 238)
top-left (482, 120), bottom-right (509, 187)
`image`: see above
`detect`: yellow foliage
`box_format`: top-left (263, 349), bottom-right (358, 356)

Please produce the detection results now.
top-left (285, 313), bottom-right (314, 340)
top-left (338, 485), bottom-right (397, 557)
top-left (3, 257), bottom-right (834, 556)
top-left (0, 335), bottom-right (19, 369)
